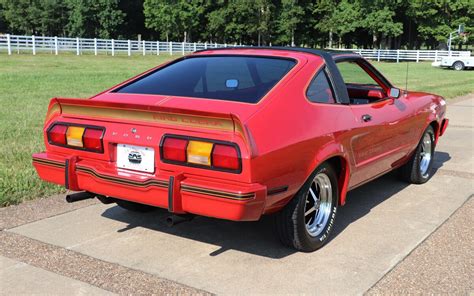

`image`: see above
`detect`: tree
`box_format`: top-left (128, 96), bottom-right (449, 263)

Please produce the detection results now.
top-left (276, 0), bottom-right (304, 46)
top-left (358, 0), bottom-right (403, 48)
top-left (37, 0), bottom-right (69, 36)
top-left (144, 0), bottom-right (209, 42)
top-left (0, 0), bottom-right (42, 35)
top-left (65, 0), bottom-right (125, 38)
top-left (407, 0), bottom-right (473, 49)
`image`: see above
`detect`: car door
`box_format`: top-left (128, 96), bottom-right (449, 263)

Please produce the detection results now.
top-left (336, 59), bottom-right (414, 188)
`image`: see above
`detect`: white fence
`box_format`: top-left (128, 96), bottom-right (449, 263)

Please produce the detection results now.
top-left (333, 48), bottom-right (471, 62)
top-left (0, 34), bottom-right (471, 62)
top-left (0, 34), bottom-right (234, 56)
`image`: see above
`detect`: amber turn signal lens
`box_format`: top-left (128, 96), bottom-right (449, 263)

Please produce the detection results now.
top-left (187, 140), bottom-right (213, 166)
top-left (66, 126), bottom-right (85, 147)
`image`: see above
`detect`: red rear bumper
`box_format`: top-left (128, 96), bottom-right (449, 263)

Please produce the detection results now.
top-left (32, 152), bottom-right (266, 221)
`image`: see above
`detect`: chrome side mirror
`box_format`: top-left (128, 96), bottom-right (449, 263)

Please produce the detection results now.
top-left (389, 87), bottom-right (400, 99)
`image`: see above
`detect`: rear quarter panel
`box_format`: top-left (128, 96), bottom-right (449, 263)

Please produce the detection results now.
top-left (245, 56), bottom-right (355, 212)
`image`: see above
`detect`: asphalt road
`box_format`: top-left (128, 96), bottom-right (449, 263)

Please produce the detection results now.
top-left (1, 95), bottom-right (473, 295)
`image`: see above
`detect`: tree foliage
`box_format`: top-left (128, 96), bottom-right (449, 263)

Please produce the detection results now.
top-left (0, 0), bottom-right (472, 49)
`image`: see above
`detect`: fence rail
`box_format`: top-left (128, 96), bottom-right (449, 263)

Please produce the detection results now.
top-left (333, 48), bottom-right (471, 62)
top-left (0, 34), bottom-right (471, 62)
top-left (0, 34), bottom-right (234, 56)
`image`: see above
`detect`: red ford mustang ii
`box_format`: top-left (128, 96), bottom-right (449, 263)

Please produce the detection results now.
top-left (33, 48), bottom-right (449, 251)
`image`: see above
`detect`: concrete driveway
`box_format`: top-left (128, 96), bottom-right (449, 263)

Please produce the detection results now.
top-left (1, 96), bottom-right (473, 295)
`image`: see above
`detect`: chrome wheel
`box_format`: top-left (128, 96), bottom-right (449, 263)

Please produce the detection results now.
top-left (419, 132), bottom-right (432, 176)
top-left (304, 173), bottom-right (333, 237)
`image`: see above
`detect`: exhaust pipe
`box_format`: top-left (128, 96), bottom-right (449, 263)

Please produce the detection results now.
top-left (65, 191), bottom-right (95, 203)
top-left (166, 214), bottom-right (194, 227)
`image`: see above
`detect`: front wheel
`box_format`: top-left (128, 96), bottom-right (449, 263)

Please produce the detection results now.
top-left (399, 126), bottom-right (435, 184)
top-left (274, 163), bottom-right (338, 252)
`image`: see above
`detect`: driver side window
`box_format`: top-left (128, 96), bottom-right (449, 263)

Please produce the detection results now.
top-left (337, 61), bottom-right (386, 105)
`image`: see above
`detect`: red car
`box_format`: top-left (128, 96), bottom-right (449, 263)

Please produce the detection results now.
top-left (33, 48), bottom-right (448, 251)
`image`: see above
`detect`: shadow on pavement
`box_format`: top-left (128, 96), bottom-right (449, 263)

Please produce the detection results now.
top-left (101, 152), bottom-right (451, 259)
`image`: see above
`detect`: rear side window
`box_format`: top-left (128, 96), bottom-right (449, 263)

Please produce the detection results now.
top-left (307, 70), bottom-right (336, 104)
top-left (115, 56), bottom-right (296, 103)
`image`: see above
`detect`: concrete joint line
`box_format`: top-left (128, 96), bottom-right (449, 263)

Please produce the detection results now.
top-left (0, 231), bottom-right (211, 295)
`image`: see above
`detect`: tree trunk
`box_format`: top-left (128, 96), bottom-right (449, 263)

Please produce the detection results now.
top-left (372, 34), bottom-right (378, 49)
top-left (328, 29), bottom-right (333, 48)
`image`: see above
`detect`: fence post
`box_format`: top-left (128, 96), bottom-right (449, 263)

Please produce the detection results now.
top-left (434, 50), bottom-right (438, 61)
top-left (157, 41), bottom-right (160, 55)
top-left (94, 38), bottom-right (97, 56)
top-left (396, 50), bottom-right (399, 63)
top-left (416, 50), bottom-right (419, 63)
top-left (127, 40), bottom-right (130, 56)
top-left (204, 42), bottom-right (207, 49)
top-left (111, 39), bottom-right (115, 56)
top-left (54, 36), bottom-right (58, 55)
top-left (182, 42), bottom-right (185, 55)
top-left (32, 35), bottom-right (36, 55)
top-left (7, 34), bottom-right (11, 55)
top-left (224, 43), bottom-right (227, 48)
top-left (76, 37), bottom-right (80, 55)
top-left (142, 40), bottom-right (146, 56)
top-left (376, 49), bottom-right (380, 62)
top-left (169, 41), bottom-right (172, 55)
top-left (194, 42), bottom-right (196, 52)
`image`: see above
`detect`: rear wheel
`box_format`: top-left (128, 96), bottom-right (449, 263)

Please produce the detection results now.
top-left (115, 199), bottom-right (156, 212)
top-left (274, 163), bottom-right (338, 252)
top-left (399, 126), bottom-right (435, 184)
top-left (453, 61), bottom-right (465, 71)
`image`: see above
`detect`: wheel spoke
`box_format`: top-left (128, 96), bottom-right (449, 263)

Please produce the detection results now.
top-left (309, 187), bottom-right (318, 203)
top-left (305, 206), bottom-right (316, 217)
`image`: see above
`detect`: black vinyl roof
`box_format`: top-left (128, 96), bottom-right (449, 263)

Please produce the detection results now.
top-left (195, 46), bottom-right (360, 60)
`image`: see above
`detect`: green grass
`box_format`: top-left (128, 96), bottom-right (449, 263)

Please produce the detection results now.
top-left (0, 54), bottom-right (473, 206)
top-left (0, 54), bottom-right (178, 206)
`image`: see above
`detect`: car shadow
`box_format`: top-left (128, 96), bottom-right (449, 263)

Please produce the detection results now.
top-left (100, 151), bottom-right (451, 259)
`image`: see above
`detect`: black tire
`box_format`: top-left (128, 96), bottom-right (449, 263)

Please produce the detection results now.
top-left (274, 162), bottom-right (339, 252)
top-left (115, 199), bottom-right (156, 212)
top-left (453, 61), bottom-right (465, 71)
top-left (399, 126), bottom-right (435, 184)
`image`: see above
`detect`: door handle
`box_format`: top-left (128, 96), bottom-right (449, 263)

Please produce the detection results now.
top-left (361, 114), bottom-right (372, 122)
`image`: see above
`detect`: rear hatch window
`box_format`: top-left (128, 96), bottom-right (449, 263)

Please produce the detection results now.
top-left (114, 56), bottom-right (296, 103)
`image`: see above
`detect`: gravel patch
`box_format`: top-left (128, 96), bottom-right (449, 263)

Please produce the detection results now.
top-left (368, 196), bottom-right (474, 295)
top-left (0, 193), bottom-right (98, 230)
top-left (0, 231), bottom-right (209, 295)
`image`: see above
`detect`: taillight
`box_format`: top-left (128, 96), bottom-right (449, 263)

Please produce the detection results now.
top-left (66, 126), bottom-right (85, 147)
top-left (47, 123), bottom-right (105, 153)
top-left (47, 124), bottom-right (68, 145)
top-left (162, 137), bottom-right (188, 162)
top-left (187, 140), bottom-right (213, 165)
top-left (83, 128), bottom-right (104, 152)
top-left (161, 136), bottom-right (241, 173)
top-left (212, 144), bottom-right (240, 170)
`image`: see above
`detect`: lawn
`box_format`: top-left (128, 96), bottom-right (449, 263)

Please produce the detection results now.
top-left (0, 54), bottom-right (473, 206)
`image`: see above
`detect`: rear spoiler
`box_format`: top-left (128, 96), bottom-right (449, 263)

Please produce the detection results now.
top-left (45, 97), bottom-right (249, 140)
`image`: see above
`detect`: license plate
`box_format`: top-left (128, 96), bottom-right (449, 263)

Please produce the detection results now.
top-left (117, 144), bottom-right (155, 173)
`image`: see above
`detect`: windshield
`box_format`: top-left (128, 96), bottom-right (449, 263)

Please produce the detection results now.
top-left (115, 56), bottom-right (296, 103)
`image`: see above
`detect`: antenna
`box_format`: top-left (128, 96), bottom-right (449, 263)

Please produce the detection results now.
top-left (405, 61), bottom-right (409, 96)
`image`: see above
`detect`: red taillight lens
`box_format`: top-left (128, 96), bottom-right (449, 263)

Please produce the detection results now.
top-left (83, 128), bottom-right (104, 152)
top-left (162, 137), bottom-right (188, 162)
top-left (47, 124), bottom-right (67, 145)
top-left (212, 144), bottom-right (240, 170)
